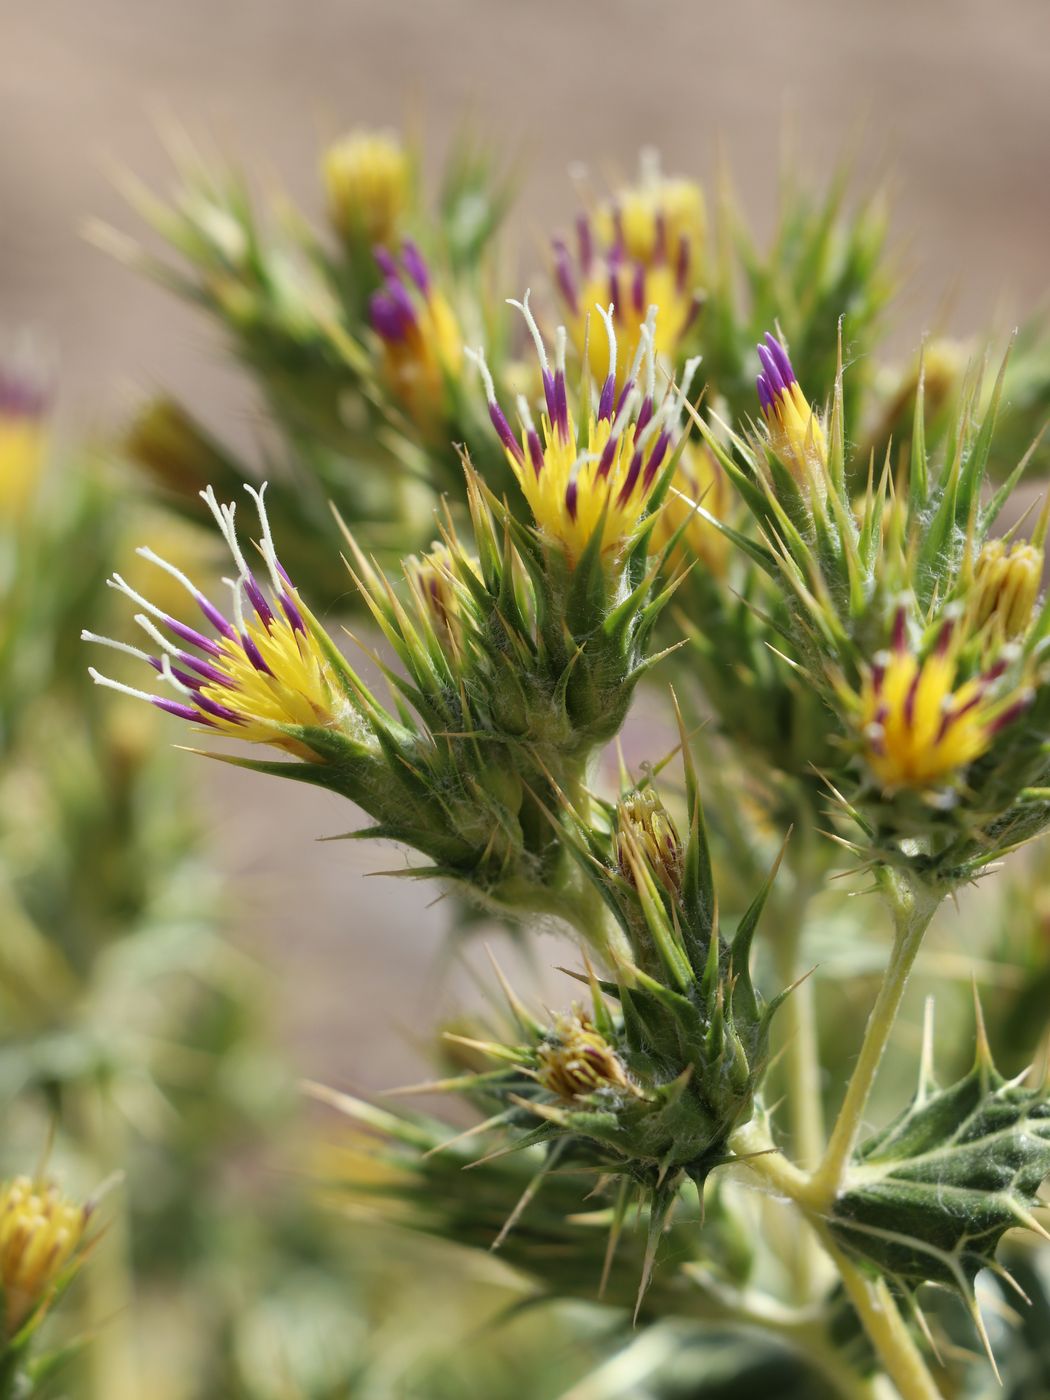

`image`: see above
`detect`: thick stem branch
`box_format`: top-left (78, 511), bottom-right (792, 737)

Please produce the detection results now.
top-left (809, 872), bottom-right (940, 1208)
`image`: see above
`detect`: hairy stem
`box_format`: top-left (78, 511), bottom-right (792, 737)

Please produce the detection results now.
top-left (809, 871), bottom-right (940, 1209)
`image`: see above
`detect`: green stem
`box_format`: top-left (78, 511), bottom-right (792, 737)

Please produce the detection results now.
top-left (809, 871), bottom-right (940, 1210)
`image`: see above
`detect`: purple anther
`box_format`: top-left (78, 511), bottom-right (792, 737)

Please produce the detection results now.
top-left (763, 332), bottom-right (796, 388)
top-left (526, 428), bottom-right (544, 477)
top-left (540, 368), bottom-right (558, 429)
top-left (597, 373), bottom-right (616, 422)
top-left (655, 212), bottom-right (668, 262)
top-left (902, 669), bottom-right (921, 729)
top-left (195, 693), bottom-right (246, 725)
top-left (369, 290), bottom-right (411, 343)
top-left (642, 431), bottom-right (670, 488)
top-left (614, 376), bottom-right (636, 419)
top-left (891, 607), bottom-right (908, 653)
top-left (243, 574), bottom-right (275, 627)
top-left (487, 399), bottom-right (526, 466)
top-left (870, 658), bottom-right (886, 695)
top-left (280, 593), bottom-right (307, 635)
top-left (576, 215), bottom-right (593, 271)
top-left (241, 630), bottom-right (273, 675)
top-left (636, 396), bottom-right (654, 438)
top-left (756, 375), bottom-right (774, 415)
top-left (553, 368), bottom-right (569, 443)
top-left (178, 652), bottom-right (234, 687)
top-left (373, 245), bottom-right (401, 281)
top-left (756, 343), bottom-right (786, 398)
top-left (616, 447), bottom-right (645, 505)
top-left (153, 696), bottom-right (209, 724)
top-left (611, 204), bottom-right (625, 255)
top-left (564, 478), bottom-right (578, 522)
top-left (552, 240), bottom-right (578, 314)
top-left (165, 616), bottom-right (224, 658)
top-left (608, 268), bottom-right (622, 319)
top-left (632, 263), bottom-right (645, 314)
top-left (936, 617), bottom-right (955, 655)
top-left (400, 240), bottom-right (430, 296)
top-left (597, 431), bottom-right (619, 479)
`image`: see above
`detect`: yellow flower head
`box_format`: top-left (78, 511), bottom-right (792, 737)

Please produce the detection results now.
top-left (970, 537), bottom-right (1043, 641)
top-left (856, 608), bottom-right (1032, 792)
top-left (322, 128), bottom-right (410, 245)
top-left (616, 789), bottom-right (684, 896)
top-left (369, 242), bottom-right (462, 429)
top-left (469, 292), bottom-right (700, 562)
top-left (0, 352), bottom-right (51, 519)
top-left (756, 331), bottom-right (827, 483)
top-left (85, 485), bottom-right (352, 761)
top-left (553, 155), bottom-right (702, 382)
top-left (0, 1176), bottom-right (88, 1337)
top-left (594, 149), bottom-right (705, 277)
top-left (536, 1011), bottom-right (630, 1102)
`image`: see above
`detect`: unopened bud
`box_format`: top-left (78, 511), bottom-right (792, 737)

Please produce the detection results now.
top-left (616, 790), bottom-right (684, 896)
top-left (971, 537), bottom-right (1043, 640)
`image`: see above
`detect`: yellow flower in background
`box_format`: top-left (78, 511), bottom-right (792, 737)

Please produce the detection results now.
top-left (536, 1011), bottom-right (630, 1102)
top-left (0, 355), bottom-right (50, 519)
top-left (369, 241), bottom-right (463, 430)
top-left (756, 331), bottom-right (827, 483)
top-left (322, 129), bottom-right (411, 246)
top-left (593, 148), bottom-right (705, 277)
top-left (970, 536), bottom-right (1043, 641)
top-left (469, 293), bottom-right (699, 562)
top-left (0, 1176), bottom-right (88, 1337)
top-left (855, 610), bottom-right (1032, 792)
top-left (85, 485), bottom-right (352, 761)
top-left (553, 152), bottom-right (703, 382)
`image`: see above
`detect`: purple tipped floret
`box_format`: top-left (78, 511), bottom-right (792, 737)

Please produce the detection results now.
top-left (636, 396), bottom-right (654, 439)
top-left (373, 246), bottom-right (400, 281)
top-left (675, 234), bottom-right (690, 290)
top-left (597, 373), bottom-right (616, 422)
top-left (526, 428), bottom-right (544, 476)
top-left (164, 616), bottom-right (224, 659)
top-left (240, 631), bottom-right (273, 675)
top-left (280, 593), bottom-right (307, 635)
top-left (642, 431), bottom-right (670, 489)
top-left (400, 240), bottom-right (430, 296)
top-left (369, 290), bottom-right (412, 343)
top-left (597, 431), bottom-right (619, 479)
top-left (631, 263), bottom-right (645, 314)
top-left (553, 369), bottom-right (569, 443)
top-left (243, 574), bottom-right (275, 627)
top-left (763, 332), bottom-right (796, 387)
top-left (154, 696), bottom-right (212, 724)
top-left (756, 375), bottom-right (773, 415)
top-left (195, 693), bottom-right (247, 726)
top-left (565, 477), bottom-right (578, 521)
top-left (756, 343), bottom-right (787, 399)
top-left (616, 447), bottom-right (645, 506)
top-left (487, 399), bottom-right (526, 466)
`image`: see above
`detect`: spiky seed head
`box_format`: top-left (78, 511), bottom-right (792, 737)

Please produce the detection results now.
top-left (616, 789), bottom-right (684, 897)
top-left (322, 128), bottom-right (411, 245)
top-left (536, 1011), bottom-right (630, 1102)
top-left (970, 537), bottom-right (1043, 641)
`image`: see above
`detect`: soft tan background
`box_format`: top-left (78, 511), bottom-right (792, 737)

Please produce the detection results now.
top-left (4, 0), bottom-right (1050, 1089)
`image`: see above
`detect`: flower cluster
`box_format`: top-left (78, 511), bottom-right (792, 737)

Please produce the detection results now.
top-left (369, 241), bottom-right (463, 428)
top-left (553, 155), bottom-right (703, 378)
top-left (470, 293), bottom-right (699, 561)
top-left (85, 486), bottom-right (353, 760)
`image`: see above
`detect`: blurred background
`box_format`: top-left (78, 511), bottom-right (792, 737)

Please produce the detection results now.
top-left (2, 4), bottom-right (1050, 1395)
top-left (3, 0), bottom-right (1049, 1095)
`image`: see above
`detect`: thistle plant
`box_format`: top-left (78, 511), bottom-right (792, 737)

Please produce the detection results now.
top-left (72, 124), bottom-right (1050, 1400)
